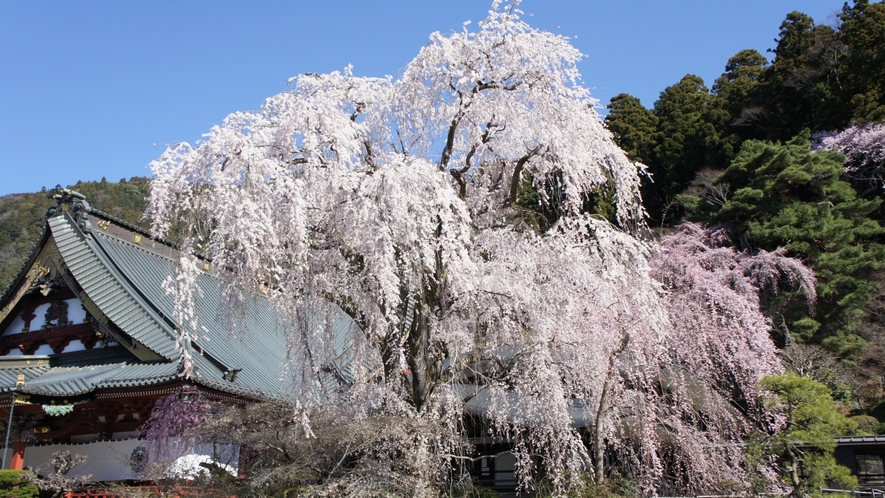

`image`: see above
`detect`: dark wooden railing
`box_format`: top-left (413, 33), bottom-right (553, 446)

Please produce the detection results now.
top-left (64, 487), bottom-right (236, 498)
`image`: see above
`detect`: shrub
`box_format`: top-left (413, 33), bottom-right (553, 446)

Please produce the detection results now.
top-left (0, 470), bottom-right (39, 498)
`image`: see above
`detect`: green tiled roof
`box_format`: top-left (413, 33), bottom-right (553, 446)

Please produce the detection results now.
top-left (92, 228), bottom-right (295, 395)
top-left (0, 191), bottom-right (373, 403)
top-left (0, 365), bottom-right (51, 394)
top-left (0, 203), bottom-right (368, 402)
top-left (49, 214), bottom-right (181, 360)
top-left (14, 362), bottom-right (181, 397)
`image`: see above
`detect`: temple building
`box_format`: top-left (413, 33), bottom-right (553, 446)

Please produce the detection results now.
top-left (0, 189), bottom-right (356, 481)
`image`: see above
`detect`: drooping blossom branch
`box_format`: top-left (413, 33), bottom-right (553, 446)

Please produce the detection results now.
top-left (144, 2), bottom-right (799, 494)
top-left (814, 123), bottom-right (885, 196)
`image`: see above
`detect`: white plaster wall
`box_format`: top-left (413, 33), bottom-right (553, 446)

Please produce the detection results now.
top-left (31, 303), bottom-right (51, 329)
top-left (62, 339), bottom-right (86, 353)
top-left (2, 316), bottom-right (26, 336)
top-left (66, 298), bottom-right (87, 324)
top-left (31, 344), bottom-right (54, 356)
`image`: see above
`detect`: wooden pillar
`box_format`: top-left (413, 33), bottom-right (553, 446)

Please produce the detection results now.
top-left (10, 441), bottom-right (25, 470)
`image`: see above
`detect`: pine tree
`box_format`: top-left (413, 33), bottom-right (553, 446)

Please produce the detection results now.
top-left (604, 93), bottom-right (658, 166)
top-left (714, 131), bottom-right (885, 351)
top-left (759, 373), bottom-right (858, 495)
top-left (839, 0), bottom-right (885, 123)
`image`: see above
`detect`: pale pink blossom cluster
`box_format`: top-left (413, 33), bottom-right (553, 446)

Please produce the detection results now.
top-left (141, 386), bottom-right (220, 460)
top-left (814, 123), bottom-right (885, 193)
top-left (650, 223), bottom-right (816, 492)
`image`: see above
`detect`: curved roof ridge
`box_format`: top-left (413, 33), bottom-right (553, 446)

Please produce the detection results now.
top-left (49, 213), bottom-right (181, 360)
top-left (88, 206), bottom-right (181, 252)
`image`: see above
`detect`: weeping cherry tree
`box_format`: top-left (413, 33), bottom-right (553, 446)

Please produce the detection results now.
top-left (815, 122), bottom-right (885, 197)
top-left (650, 223), bottom-right (816, 494)
top-left (146, 2), bottom-right (798, 494)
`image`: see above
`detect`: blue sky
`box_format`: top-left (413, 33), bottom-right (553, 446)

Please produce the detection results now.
top-left (0, 1), bottom-right (843, 196)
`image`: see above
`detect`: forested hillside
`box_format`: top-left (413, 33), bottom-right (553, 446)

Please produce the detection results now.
top-left (0, 177), bottom-right (150, 292)
top-left (606, 0), bottom-right (885, 417)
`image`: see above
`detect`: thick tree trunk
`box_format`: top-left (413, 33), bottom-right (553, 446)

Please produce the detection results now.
top-left (593, 333), bottom-right (630, 484)
top-left (406, 309), bottom-right (432, 411)
top-left (593, 379), bottom-right (611, 484)
top-left (787, 446), bottom-right (802, 493)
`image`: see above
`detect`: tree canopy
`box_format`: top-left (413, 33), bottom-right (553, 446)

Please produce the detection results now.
top-left (713, 131), bottom-right (884, 349)
top-left (604, 4), bottom-right (885, 401)
top-left (0, 178), bottom-right (150, 293)
top-left (144, 3), bottom-right (808, 495)
top-left (605, 1), bottom-right (885, 226)
top-left (759, 373), bottom-right (859, 495)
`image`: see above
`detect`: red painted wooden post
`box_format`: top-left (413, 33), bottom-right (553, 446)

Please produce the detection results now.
top-left (9, 442), bottom-right (24, 470)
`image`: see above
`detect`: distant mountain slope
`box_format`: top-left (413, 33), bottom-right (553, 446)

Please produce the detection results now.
top-left (0, 177), bottom-right (150, 292)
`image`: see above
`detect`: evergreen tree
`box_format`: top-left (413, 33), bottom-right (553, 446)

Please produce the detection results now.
top-left (757, 12), bottom-right (847, 140)
top-left (712, 49), bottom-right (769, 148)
top-left (646, 74), bottom-right (727, 223)
top-left (759, 373), bottom-right (858, 496)
top-left (0, 178), bottom-right (150, 293)
top-left (714, 131), bottom-right (885, 351)
top-left (605, 93), bottom-right (658, 166)
top-left (604, 93), bottom-right (661, 224)
top-left (839, 0), bottom-right (885, 123)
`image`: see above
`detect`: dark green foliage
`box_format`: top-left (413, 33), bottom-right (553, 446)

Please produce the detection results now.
top-left (714, 131), bottom-right (885, 348)
top-left (606, 2), bottom-right (885, 229)
top-left (66, 177), bottom-right (151, 224)
top-left (604, 93), bottom-right (662, 225)
top-left (535, 476), bottom-right (637, 498)
top-left (0, 470), bottom-right (39, 498)
top-left (648, 75), bottom-right (728, 222)
top-left (514, 171), bottom-right (617, 231)
top-left (770, 12), bottom-right (817, 71)
top-left (839, 0), bottom-right (885, 122)
top-left (749, 2), bottom-right (885, 137)
top-left (513, 171), bottom-right (564, 232)
top-left (605, 94), bottom-right (658, 166)
top-left (757, 12), bottom-right (847, 140)
top-left (0, 177), bottom-right (150, 293)
top-left (759, 373), bottom-right (858, 495)
top-left (712, 49), bottom-right (769, 147)
top-left (850, 414), bottom-right (882, 434)
top-left (604, 75), bottom-right (731, 224)
top-left (581, 179), bottom-right (618, 224)
top-left (447, 483), bottom-right (501, 498)
top-left (0, 192), bottom-right (55, 291)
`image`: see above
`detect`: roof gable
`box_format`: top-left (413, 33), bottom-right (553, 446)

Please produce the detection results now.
top-left (0, 188), bottom-right (367, 401)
